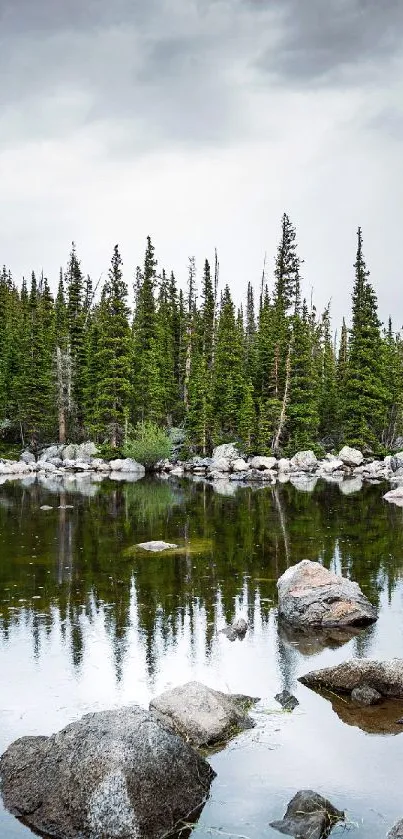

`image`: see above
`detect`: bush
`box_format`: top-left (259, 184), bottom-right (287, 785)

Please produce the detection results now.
top-left (122, 422), bottom-right (172, 469)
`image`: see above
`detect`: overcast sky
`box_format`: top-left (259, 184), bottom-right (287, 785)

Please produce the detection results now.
top-left (0, 0), bottom-right (402, 328)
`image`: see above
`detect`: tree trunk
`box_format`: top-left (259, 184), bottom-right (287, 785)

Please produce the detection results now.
top-left (272, 334), bottom-right (293, 453)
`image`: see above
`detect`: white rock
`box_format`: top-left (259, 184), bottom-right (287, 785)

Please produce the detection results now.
top-left (340, 477), bottom-right (363, 495)
top-left (249, 456), bottom-right (277, 470)
top-left (277, 458), bottom-right (291, 472)
top-left (212, 443), bottom-right (241, 463)
top-left (211, 457), bottom-right (231, 473)
top-left (320, 459), bottom-right (344, 473)
top-left (137, 541), bottom-right (178, 552)
top-left (170, 467), bottom-right (184, 476)
top-left (338, 446), bottom-right (364, 467)
top-left (109, 458), bottom-right (145, 474)
top-left (384, 486), bottom-right (403, 504)
top-left (290, 451), bottom-right (318, 471)
top-left (20, 451), bottom-right (35, 465)
top-left (232, 458), bottom-right (249, 472)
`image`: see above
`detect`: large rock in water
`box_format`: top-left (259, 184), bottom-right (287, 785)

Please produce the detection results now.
top-left (0, 706), bottom-right (215, 839)
top-left (150, 682), bottom-right (258, 748)
top-left (277, 560), bottom-right (377, 628)
top-left (270, 790), bottom-right (344, 839)
top-left (389, 820), bottom-right (403, 838)
top-left (299, 659), bottom-right (403, 699)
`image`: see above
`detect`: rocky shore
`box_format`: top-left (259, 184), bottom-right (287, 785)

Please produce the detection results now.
top-left (2, 442), bottom-right (403, 502)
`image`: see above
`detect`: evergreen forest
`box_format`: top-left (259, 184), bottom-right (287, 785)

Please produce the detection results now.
top-left (0, 215), bottom-right (401, 456)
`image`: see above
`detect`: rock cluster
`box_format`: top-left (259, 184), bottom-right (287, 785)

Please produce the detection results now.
top-left (0, 443), bottom-right (144, 482)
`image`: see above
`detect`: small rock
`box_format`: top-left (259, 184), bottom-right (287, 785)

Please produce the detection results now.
top-left (150, 681), bottom-right (258, 748)
top-left (351, 685), bottom-right (382, 706)
top-left (275, 690), bottom-right (299, 711)
top-left (270, 789), bottom-right (344, 839)
top-left (220, 617), bottom-right (248, 641)
top-left (39, 505), bottom-right (53, 511)
top-left (338, 446), bottom-right (364, 467)
top-left (137, 541), bottom-right (178, 552)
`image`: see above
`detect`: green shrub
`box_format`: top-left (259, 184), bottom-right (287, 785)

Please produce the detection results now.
top-left (122, 422), bottom-right (172, 469)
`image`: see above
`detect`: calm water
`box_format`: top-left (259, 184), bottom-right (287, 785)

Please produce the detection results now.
top-left (1, 474), bottom-right (403, 838)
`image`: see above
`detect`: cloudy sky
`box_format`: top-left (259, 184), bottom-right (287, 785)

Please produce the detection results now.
top-left (0, 0), bottom-right (402, 327)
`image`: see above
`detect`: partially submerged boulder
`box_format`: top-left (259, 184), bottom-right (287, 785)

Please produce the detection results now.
top-left (275, 690), bottom-right (299, 711)
top-left (150, 681), bottom-right (258, 748)
top-left (109, 458), bottom-right (145, 474)
top-left (220, 617), bottom-right (248, 641)
top-left (136, 541), bottom-right (178, 552)
top-left (249, 456), bottom-right (277, 471)
top-left (270, 790), bottom-right (344, 839)
top-left (299, 659), bottom-right (403, 699)
top-left (351, 685), bottom-right (382, 706)
top-left (0, 705), bottom-right (215, 839)
top-left (277, 560), bottom-right (377, 629)
top-left (384, 486), bottom-right (403, 506)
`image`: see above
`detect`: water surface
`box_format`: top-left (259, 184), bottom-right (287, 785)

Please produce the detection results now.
top-left (1, 475), bottom-right (403, 838)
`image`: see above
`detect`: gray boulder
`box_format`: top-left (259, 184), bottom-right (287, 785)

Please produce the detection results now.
top-left (0, 705), bottom-right (215, 839)
top-left (277, 560), bottom-right (377, 628)
top-left (290, 451), bottom-right (318, 471)
top-left (76, 442), bottom-right (99, 461)
top-left (384, 486), bottom-right (403, 506)
top-left (232, 458), bottom-right (249, 472)
top-left (211, 457), bottom-right (231, 473)
top-left (274, 690), bottom-right (299, 711)
top-left (20, 450), bottom-right (35, 464)
top-left (150, 681), bottom-right (258, 748)
top-left (389, 820), bottom-right (403, 838)
top-left (338, 446), bottom-right (364, 467)
top-left (211, 443), bottom-right (241, 463)
top-left (270, 790), bottom-right (344, 839)
top-left (109, 458), bottom-right (145, 474)
top-left (61, 444), bottom-right (78, 461)
top-left (299, 659), bottom-right (403, 699)
top-left (39, 445), bottom-right (63, 462)
top-left (249, 456), bottom-right (277, 471)
top-left (277, 458), bottom-right (291, 472)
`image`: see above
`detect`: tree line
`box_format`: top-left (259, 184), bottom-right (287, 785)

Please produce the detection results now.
top-left (0, 215), bottom-right (401, 455)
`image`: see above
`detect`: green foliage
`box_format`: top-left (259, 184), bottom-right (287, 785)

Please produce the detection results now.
top-left (123, 421), bottom-right (172, 468)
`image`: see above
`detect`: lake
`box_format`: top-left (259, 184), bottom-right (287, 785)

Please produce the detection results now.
top-left (1, 474), bottom-right (403, 838)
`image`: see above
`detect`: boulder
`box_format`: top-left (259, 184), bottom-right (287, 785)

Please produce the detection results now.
top-left (220, 617), bottom-right (248, 641)
top-left (137, 541), bottom-right (178, 552)
top-left (274, 690), bottom-right (299, 711)
top-left (270, 790), bottom-right (344, 839)
top-left (109, 458), bottom-right (145, 474)
top-left (299, 659), bottom-right (403, 699)
top-left (76, 442), bottom-right (99, 460)
top-left (338, 446), bottom-right (364, 467)
top-left (249, 456), bottom-right (277, 471)
top-left (211, 457), bottom-right (231, 473)
top-left (277, 458), bottom-right (291, 472)
top-left (232, 458), bottom-right (249, 472)
top-left (339, 477), bottom-right (363, 495)
top-left (91, 458), bottom-right (111, 471)
top-left (20, 450), bottom-right (35, 464)
top-left (389, 820), bottom-right (403, 838)
top-left (277, 560), bottom-right (377, 629)
top-left (39, 445), bottom-right (63, 462)
top-left (61, 444), bottom-right (78, 461)
top-left (290, 451), bottom-right (318, 471)
top-left (319, 459), bottom-right (344, 474)
top-left (384, 486), bottom-right (403, 505)
top-left (150, 682), bottom-right (258, 748)
top-left (211, 443), bottom-right (241, 464)
top-left (0, 706), bottom-right (215, 839)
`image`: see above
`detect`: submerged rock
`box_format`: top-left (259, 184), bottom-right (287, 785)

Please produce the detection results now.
top-left (277, 560), bottom-right (377, 629)
top-left (384, 486), bottom-right (403, 505)
top-left (351, 685), bottom-right (382, 706)
top-left (150, 681), bottom-right (258, 748)
top-left (274, 690), bottom-right (299, 711)
top-left (0, 705), bottom-right (215, 839)
top-left (299, 659), bottom-right (403, 699)
top-left (270, 790), bottom-right (344, 839)
top-left (136, 541), bottom-right (178, 552)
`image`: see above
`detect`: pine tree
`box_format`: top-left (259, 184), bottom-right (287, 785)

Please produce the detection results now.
top-left (132, 237), bottom-right (163, 423)
top-left (318, 304), bottom-right (339, 443)
top-left (286, 302), bottom-right (320, 452)
top-left (66, 243), bottom-right (86, 434)
top-left (92, 245), bottom-right (132, 447)
top-left (212, 286), bottom-right (248, 443)
top-left (342, 228), bottom-right (387, 450)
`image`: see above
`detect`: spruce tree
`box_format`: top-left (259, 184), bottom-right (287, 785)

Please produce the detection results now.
top-left (92, 245), bottom-right (132, 447)
top-left (342, 228), bottom-right (387, 450)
